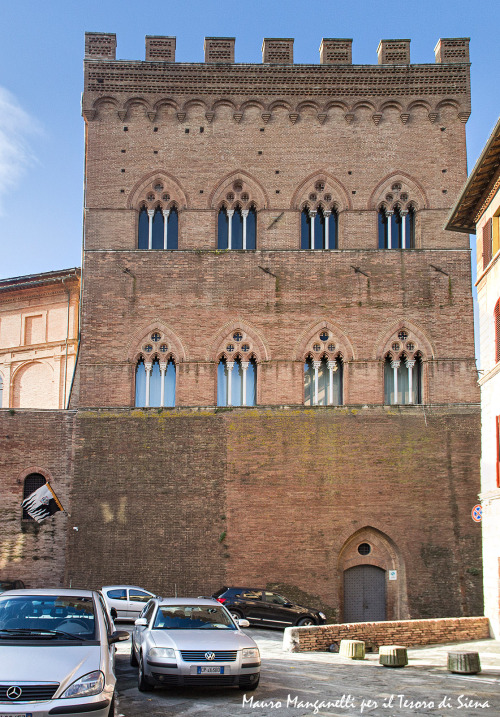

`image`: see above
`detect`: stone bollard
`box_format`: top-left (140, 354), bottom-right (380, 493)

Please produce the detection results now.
top-left (379, 645), bottom-right (408, 667)
top-left (447, 651), bottom-right (481, 674)
top-left (339, 639), bottom-right (365, 660)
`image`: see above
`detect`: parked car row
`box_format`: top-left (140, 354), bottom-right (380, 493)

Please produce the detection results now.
top-left (0, 582), bottom-right (326, 712)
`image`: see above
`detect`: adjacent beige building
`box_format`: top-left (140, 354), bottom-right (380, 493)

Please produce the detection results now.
top-left (0, 269), bottom-right (80, 409)
top-left (447, 117), bottom-right (500, 638)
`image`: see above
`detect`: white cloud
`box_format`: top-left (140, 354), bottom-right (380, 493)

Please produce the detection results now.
top-left (0, 87), bottom-right (39, 213)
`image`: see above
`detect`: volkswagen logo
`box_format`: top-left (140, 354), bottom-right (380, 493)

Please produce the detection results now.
top-left (205, 652), bottom-right (216, 661)
top-left (7, 685), bottom-right (22, 700)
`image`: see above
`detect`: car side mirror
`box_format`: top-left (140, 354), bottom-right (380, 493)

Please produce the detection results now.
top-left (238, 619), bottom-right (250, 628)
top-left (109, 630), bottom-right (129, 644)
top-left (284, 602), bottom-right (293, 607)
top-left (134, 617), bottom-right (148, 627)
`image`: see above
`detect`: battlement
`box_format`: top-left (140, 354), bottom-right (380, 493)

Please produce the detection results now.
top-left (84, 33), bottom-right (470, 66)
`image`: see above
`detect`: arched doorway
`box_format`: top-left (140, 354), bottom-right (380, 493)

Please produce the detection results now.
top-left (344, 565), bottom-right (386, 622)
top-left (338, 526), bottom-right (408, 622)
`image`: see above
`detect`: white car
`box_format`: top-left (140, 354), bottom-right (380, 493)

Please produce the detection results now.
top-left (0, 588), bottom-right (129, 716)
top-left (101, 585), bottom-right (155, 621)
top-left (131, 597), bottom-right (260, 691)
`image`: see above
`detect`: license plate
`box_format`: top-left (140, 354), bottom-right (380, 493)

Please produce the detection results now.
top-left (0, 713), bottom-right (32, 717)
top-left (196, 666), bottom-right (225, 674)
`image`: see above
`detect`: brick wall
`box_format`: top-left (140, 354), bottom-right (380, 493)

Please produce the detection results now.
top-left (283, 616), bottom-right (491, 652)
top-left (0, 410), bottom-right (75, 587)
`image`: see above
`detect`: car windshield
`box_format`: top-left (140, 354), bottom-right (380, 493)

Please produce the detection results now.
top-left (0, 595), bottom-right (96, 640)
top-left (153, 605), bottom-right (235, 630)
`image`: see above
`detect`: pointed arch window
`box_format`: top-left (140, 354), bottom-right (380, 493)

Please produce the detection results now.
top-left (304, 356), bottom-right (343, 405)
top-left (137, 206), bottom-right (178, 250)
top-left (384, 354), bottom-right (422, 404)
top-left (301, 207), bottom-right (337, 250)
top-left (218, 206), bottom-right (257, 250)
top-left (379, 205), bottom-right (415, 249)
top-left (135, 357), bottom-right (176, 407)
top-left (217, 357), bottom-right (257, 406)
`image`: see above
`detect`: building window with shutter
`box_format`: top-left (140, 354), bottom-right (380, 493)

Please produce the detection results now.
top-left (482, 218), bottom-right (493, 270)
top-left (495, 299), bottom-right (500, 363)
top-left (497, 416), bottom-right (500, 489)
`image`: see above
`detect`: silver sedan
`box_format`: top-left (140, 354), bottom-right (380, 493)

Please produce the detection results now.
top-left (0, 588), bottom-right (129, 716)
top-left (131, 598), bottom-right (260, 691)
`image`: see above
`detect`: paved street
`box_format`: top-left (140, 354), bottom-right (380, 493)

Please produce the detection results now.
top-left (114, 629), bottom-right (500, 717)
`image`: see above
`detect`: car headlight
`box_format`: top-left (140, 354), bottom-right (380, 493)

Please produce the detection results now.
top-left (60, 671), bottom-right (104, 699)
top-left (318, 612), bottom-right (326, 619)
top-left (148, 647), bottom-right (176, 659)
top-left (242, 648), bottom-right (260, 659)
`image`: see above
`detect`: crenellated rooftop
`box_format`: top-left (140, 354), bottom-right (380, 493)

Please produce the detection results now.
top-left (82, 34), bottom-right (471, 123)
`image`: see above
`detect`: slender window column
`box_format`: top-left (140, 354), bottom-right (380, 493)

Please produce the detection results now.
top-left (145, 362), bottom-right (152, 407)
top-left (327, 360), bottom-right (337, 405)
top-left (241, 361), bottom-right (249, 405)
top-left (324, 211), bottom-right (331, 250)
top-left (159, 362), bottom-right (167, 407)
top-left (226, 361), bottom-right (234, 405)
top-left (147, 210), bottom-right (155, 250)
top-left (313, 360), bottom-right (321, 405)
top-left (401, 210), bottom-right (408, 249)
top-left (391, 360), bottom-right (400, 404)
top-left (241, 209), bottom-right (249, 250)
top-left (387, 210), bottom-right (394, 249)
top-left (162, 209), bottom-right (170, 250)
top-left (310, 210), bottom-right (317, 250)
top-left (406, 360), bottom-right (415, 404)
top-left (227, 210), bottom-right (234, 250)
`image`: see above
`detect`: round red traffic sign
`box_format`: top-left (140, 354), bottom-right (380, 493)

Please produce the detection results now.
top-left (471, 504), bottom-right (482, 522)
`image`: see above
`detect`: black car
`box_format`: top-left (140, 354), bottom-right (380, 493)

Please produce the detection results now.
top-left (0, 579), bottom-right (26, 594)
top-left (213, 587), bottom-right (326, 628)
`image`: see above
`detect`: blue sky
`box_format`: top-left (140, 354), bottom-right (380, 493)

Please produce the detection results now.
top-left (0, 0), bottom-right (498, 282)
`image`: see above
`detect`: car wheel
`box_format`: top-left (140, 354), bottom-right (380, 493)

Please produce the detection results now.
top-left (138, 655), bottom-right (154, 692)
top-left (130, 640), bottom-right (138, 666)
top-left (230, 610), bottom-right (243, 622)
top-left (239, 676), bottom-right (260, 691)
top-left (297, 616), bottom-right (316, 626)
top-left (108, 692), bottom-right (116, 716)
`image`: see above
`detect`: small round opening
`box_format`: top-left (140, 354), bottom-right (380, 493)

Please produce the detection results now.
top-left (358, 542), bottom-right (371, 556)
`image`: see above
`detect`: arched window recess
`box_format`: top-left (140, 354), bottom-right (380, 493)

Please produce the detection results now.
top-left (217, 353), bottom-right (257, 407)
top-left (138, 202), bottom-right (179, 250)
top-left (378, 200), bottom-right (415, 250)
top-left (384, 351), bottom-right (422, 405)
top-left (217, 203), bottom-right (257, 250)
top-left (304, 352), bottom-right (343, 406)
top-left (301, 204), bottom-right (338, 250)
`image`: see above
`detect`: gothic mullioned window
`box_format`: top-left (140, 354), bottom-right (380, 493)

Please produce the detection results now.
top-left (135, 178), bottom-right (180, 250)
top-left (216, 329), bottom-right (257, 406)
top-left (134, 330), bottom-right (176, 407)
top-left (303, 330), bottom-right (343, 405)
top-left (382, 328), bottom-right (423, 404)
top-left (217, 205), bottom-right (257, 250)
top-left (301, 205), bottom-right (338, 250)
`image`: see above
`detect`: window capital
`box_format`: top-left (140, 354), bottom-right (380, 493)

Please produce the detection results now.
top-left (406, 360), bottom-right (415, 368)
top-left (226, 361), bottom-right (235, 370)
top-left (391, 360), bottom-right (400, 369)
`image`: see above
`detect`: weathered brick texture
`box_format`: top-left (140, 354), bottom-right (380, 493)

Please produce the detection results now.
top-left (284, 616), bottom-right (490, 652)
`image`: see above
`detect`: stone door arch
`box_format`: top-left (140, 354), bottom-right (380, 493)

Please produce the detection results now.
top-left (338, 526), bottom-right (408, 622)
